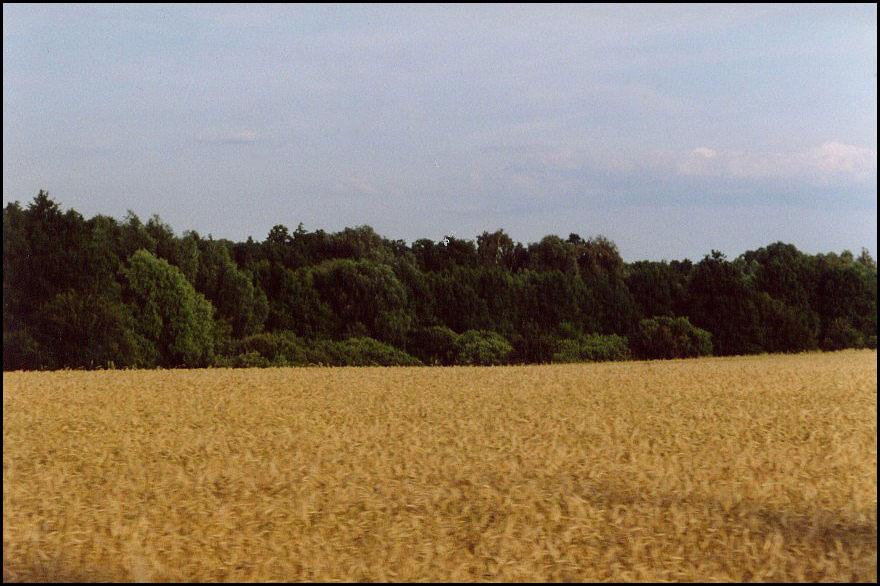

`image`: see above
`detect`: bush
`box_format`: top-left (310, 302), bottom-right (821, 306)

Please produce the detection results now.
top-left (311, 337), bottom-right (423, 366)
top-left (217, 332), bottom-right (423, 367)
top-left (631, 316), bottom-right (713, 360)
top-left (217, 351), bottom-right (271, 368)
top-left (510, 321), bottom-right (557, 364)
top-left (214, 331), bottom-right (301, 366)
top-left (553, 334), bottom-right (630, 363)
top-left (407, 326), bottom-right (461, 365)
top-left (455, 330), bottom-right (513, 365)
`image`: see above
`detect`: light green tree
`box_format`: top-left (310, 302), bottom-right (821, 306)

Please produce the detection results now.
top-left (122, 249), bottom-right (216, 367)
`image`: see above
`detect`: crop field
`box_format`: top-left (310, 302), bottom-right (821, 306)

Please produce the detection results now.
top-left (3, 350), bottom-right (877, 582)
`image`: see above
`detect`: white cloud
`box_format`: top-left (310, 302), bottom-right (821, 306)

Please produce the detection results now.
top-left (806, 141), bottom-right (877, 181)
top-left (677, 147), bottom-right (719, 176)
top-left (675, 142), bottom-right (877, 183)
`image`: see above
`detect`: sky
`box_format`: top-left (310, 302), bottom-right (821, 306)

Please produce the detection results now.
top-left (3, 3), bottom-right (877, 262)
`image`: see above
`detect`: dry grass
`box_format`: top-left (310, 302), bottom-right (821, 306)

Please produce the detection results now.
top-left (3, 350), bottom-right (876, 582)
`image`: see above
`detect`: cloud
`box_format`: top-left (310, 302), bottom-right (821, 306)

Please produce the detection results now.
top-left (334, 175), bottom-right (377, 196)
top-left (194, 130), bottom-right (262, 144)
top-left (806, 141), bottom-right (877, 181)
top-left (676, 147), bottom-right (718, 176)
top-left (208, 5), bottom-right (278, 28)
top-left (675, 142), bottom-right (877, 183)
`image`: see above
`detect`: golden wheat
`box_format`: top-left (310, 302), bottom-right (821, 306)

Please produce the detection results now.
top-left (3, 350), bottom-right (876, 582)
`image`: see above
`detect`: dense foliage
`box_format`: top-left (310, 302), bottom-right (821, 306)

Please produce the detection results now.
top-left (3, 192), bottom-right (877, 369)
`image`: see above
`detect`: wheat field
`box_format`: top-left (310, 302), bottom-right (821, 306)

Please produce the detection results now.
top-left (3, 350), bottom-right (876, 582)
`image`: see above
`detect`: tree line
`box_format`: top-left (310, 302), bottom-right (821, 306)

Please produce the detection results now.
top-left (3, 191), bottom-right (877, 370)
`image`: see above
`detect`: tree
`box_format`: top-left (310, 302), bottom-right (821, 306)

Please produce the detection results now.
top-left (122, 249), bottom-right (216, 367)
top-left (431, 266), bottom-right (491, 333)
top-left (118, 211), bottom-right (158, 260)
top-left (328, 225), bottom-right (393, 262)
top-left (4, 190), bottom-right (877, 370)
top-left (309, 258), bottom-right (413, 347)
top-left (529, 235), bottom-right (578, 274)
top-left (685, 251), bottom-right (762, 355)
top-left (575, 235), bottom-right (625, 280)
top-left (626, 261), bottom-right (678, 318)
top-left (812, 254), bottom-right (876, 346)
top-left (37, 289), bottom-right (145, 369)
top-left (510, 320), bottom-right (558, 364)
top-left (517, 269), bottom-right (582, 331)
top-left (195, 239), bottom-right (267, 338)
top-left (752, 292), bottom-right (819, 353)
top-left (477, 229), bottom-right (516, 268)
top-left (856, 247), bottom-right (876, 270)
top-left (172, 231), bottom-right (201, 284)
top-left (5, 192), bottom-right (96, 316)
top-left (821, 317), bottom-right (865, 351)
top-left (741, 242), bottom-right (814, 310)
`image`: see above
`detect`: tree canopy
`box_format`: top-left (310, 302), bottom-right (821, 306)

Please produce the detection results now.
top-left (4, 192), bottom-right (876, 370)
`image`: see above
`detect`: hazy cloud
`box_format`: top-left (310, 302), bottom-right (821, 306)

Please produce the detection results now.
top-left (194, 130), bottom-right (262, 144)
top-left (806, 141), bottom-right (877, 181)
top-left (676, 142), bottom-right (877, 183)
top-left (335, 175), bottom-right (378, 197)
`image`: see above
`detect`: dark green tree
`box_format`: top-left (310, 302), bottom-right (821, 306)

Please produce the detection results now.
top-left (310, 258), bottom-right (413, 347)
top-left (195, 239), bottom-right (267, 338)
top-left (686, 251), bottom-right (763, 356)
top-left (477, 229), bottom-right (516, 268)
top-left (432, 266), bottom-right (491, 333)
top-left (37, 289), bottom-right (146, 369)
top-left (625, 261), bottom-right (678, 318)
top-left (529, 235), bottom-right (578, 275)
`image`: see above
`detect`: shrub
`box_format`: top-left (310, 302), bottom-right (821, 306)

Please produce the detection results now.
top-left (631, 316), bottom-right (713, 360)
top-left (232, 331), bottom-right (306, 365)
top-left (218, 332), bottom-right (423, 367)
top-left (225, 351), bottom-right (271, 368)
top-left (553, 334), bottom-right (630, 363)
top-left (312, 337), bottom-right (423, 366)
top-left (455, 330), bottom-right (513, 366)
top-left (407, 326), bottom-right (461, 365)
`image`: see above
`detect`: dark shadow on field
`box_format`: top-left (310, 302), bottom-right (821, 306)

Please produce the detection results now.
top-left (4, 481), bottom-right (876, 582)
top-left (564, 477), bottom-right (877, 581)
top-left (3, 558), bottom-right (124, 583)
top-left (574, 478), bottom-right (877, 551)
top-left (747, 507), bottom-right (876, 551)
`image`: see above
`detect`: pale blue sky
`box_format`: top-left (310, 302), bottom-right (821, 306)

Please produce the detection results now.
top-left (3, 4), bottom-right (876, 261)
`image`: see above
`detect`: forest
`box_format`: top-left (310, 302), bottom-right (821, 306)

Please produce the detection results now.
top-left (3, 191), bottom-right (877, 370)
